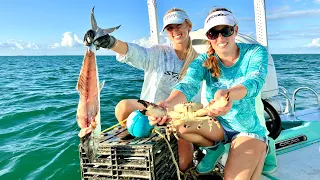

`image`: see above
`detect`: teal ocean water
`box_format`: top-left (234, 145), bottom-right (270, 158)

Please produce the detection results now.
top-left (0, 54), bottom-right (319, 179)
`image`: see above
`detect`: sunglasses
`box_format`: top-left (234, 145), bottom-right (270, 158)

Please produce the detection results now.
top-left (206, 26), bottom-right (235, 40)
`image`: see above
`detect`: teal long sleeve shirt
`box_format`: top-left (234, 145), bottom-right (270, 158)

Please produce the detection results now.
top-left (174, 43), bottom-right (268, 137)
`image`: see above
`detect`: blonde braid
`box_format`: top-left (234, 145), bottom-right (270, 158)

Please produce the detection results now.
top-left (179, 37), bottom-right (199, 80)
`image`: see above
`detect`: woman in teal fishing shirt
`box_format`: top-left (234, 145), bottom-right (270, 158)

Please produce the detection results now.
top-left (150, 7), bottom-right (270, 179)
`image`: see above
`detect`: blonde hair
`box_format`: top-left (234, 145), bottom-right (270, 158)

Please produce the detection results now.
top-left (202, 7), bottom-right (233, 78)
top-left (165, 8), bottom-right (198, 80)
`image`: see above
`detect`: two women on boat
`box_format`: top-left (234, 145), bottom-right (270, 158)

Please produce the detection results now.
top-left (84, 6), bottom-right (277, 179)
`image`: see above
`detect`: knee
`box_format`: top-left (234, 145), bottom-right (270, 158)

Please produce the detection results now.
top-left (179, 158), bottom-right (192, 172)
top-left (115, 100), bottom-right (129, 114)
top-left (115, 100), bottom-right (132, 124)
top-left (178, 150), bottom-right (193, 172)
top-left (224, 172), bottom-right (251, 180)
top-left (177, 125), bottom-right (189, 134)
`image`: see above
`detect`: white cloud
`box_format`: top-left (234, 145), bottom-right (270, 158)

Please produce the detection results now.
top-left (132, 37), bottom-right (153, 48)
top-left (49, 43), bottom-right (60, 49)
top-left (267, 9), bottom-right (320, 20)
top-left (0, 32), bottom-right (83, 51)
top-left (304, 38), bottom-right (320, 48)
top-left (132, 32), bottom-right (169, 48)
top-left (0, 39), bottom-right (39, 50)
top-left (315, 0), bottom-right (320, 4)
top-left (61, 32), bottom-right (74, 47)
top-left (50, 32), bottom-right (83, 49)
top-left (26, 42), bottom-right (39, 49)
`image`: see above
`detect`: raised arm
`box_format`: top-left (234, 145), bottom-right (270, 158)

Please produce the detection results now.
top-left (110, 39), bottom-right (128, 56)
top-left (84, 30), bottom-right (162, 71)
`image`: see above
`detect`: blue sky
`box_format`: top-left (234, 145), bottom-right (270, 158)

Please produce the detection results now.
top-left (0, 0), bottom-right (320, 56)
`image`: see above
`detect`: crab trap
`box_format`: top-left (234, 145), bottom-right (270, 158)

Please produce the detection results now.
top-left (79, 127), bottom-right (179, 180)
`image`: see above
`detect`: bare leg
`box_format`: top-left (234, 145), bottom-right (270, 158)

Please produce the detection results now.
top-left (114, 99), bottom-right (145, 126)
top-left (179, 133), bottom-right (214, 147)
top-left (251, 147), bottom-right (267, 180)
top-left (177, 120), bottom-right (225, 174)
top-left (178, 139), bottom-right (194, 172)
top-left (224, 136), bottom-right (267, 180)
top-left (177, 120), bottom-right (225, 146)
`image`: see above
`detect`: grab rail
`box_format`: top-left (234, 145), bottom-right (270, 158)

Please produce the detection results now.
top-left (292, 87), bottom-right (320, 115)
top-left (278, 86), bottom-right (293, 115)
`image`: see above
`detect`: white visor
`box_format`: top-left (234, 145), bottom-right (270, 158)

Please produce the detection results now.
top-left (162, 11), bottom-right (190, 31)
top-left (204, 11), bottom-right (237, 34)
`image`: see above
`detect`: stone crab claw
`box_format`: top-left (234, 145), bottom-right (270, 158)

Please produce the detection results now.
top-left (137, 100), bottom-right (176, 140)
top-left (137, 100), bottom-right (167, 118)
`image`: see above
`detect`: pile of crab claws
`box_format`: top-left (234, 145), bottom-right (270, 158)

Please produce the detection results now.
top-left (146, 91), bottom-right (231, 141)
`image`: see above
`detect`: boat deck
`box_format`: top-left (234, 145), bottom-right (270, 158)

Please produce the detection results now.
top-left (262, 142), bottom-right (320, 180)
top-left (280, 107), bottom-right (320, 122)
top-left (262, 107), bottom-right (320, 180)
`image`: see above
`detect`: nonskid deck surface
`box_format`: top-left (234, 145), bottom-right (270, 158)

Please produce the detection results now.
top-left (261, 142), bottom-right (320, 180)
top-left (261, 107), bottom-right (320, 180)
top-left (280, 107), bottom-right (320, 122)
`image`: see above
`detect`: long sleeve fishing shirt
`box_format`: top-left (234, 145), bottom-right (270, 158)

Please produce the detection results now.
top-left (174, 43), bottom-right (268, 137)
top-left (116, 43), bottom-right (201, 103)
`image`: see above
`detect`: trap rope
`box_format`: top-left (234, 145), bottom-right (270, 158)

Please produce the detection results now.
top-left (101, 118), bottom-right (127, 134)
